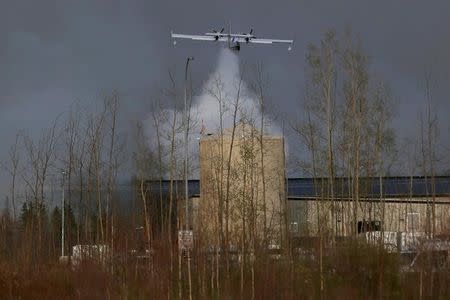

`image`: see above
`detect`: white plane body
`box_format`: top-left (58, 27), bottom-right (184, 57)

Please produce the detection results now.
top-left (171, 28), bottom-right (293, 51)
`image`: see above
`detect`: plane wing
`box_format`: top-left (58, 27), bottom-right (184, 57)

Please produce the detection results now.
top-left (171, 31), bottom-right (294, 50)
top-left (231, 37), bottom-right (293, 44)
top-left (171, 33), bottom-right (217, 41)
top-left (249, 38), bottom-right (293, 44)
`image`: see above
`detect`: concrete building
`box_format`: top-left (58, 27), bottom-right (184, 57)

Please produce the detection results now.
top-left (195, 122), bottom-right (286, 247)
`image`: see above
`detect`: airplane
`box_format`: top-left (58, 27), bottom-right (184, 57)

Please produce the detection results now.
top-left (171, 27), bottom-right (293, 51)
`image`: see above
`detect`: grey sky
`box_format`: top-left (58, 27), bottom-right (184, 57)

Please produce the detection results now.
top-left (1, 0), bottom-right (450, 198)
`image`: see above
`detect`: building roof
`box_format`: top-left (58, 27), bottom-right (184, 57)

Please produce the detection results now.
top-left (287, 176), bottom-right (450, 199)
top-left (145, 176), bottom-right (450, 200)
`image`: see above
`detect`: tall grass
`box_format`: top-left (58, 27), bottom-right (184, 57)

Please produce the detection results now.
top-left (0, 224), bottom-right (448, 300)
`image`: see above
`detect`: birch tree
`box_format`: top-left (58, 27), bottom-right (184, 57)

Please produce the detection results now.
top-left (341, 31), bottom-right (369, 235)
top-left (305, 30), bottom-right (338, 239)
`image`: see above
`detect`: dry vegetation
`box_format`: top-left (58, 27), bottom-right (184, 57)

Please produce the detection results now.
top-left (0, 233), bottom-right (448, 299)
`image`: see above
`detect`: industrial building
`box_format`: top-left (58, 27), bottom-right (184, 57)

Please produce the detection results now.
top-left (146, 176), bottom-right (450, 241)
top-left (286, 177), bottom-right (450, 237)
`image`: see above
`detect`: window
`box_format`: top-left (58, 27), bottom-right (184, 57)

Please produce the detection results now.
top-left (357, 220), bottom-right (382, 233)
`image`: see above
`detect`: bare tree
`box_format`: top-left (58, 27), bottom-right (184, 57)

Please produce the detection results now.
top-left (304, 30), bottom-right (338, 239)
top-left (341, 30), bottom-right (369, 235)
top-left (292, 102), bottom-right (323, 295)
top-left (133, 120), bottom-right (155, 263)
top-left (151, 101), bottom-right (168, 234)
top-left (104, 93), bottom-right (120, 246)
top-left (2, 134), bottom-right (21, 221)
top-left (224, 73), bottom-right (244, 276)
top-left (75, 113), bottom-right (88, 244)
top-left (60, 104), bottom-right (81, 251)
top-left (248, 62), bottom-right (270, 245)
top-left (85, 106), bottom-right (107, 242)
top-left (207, 74), bottom-right (228, 255)
top-left (164, 70), bottom-right (184, 283)
top-left (21, 118), bottom-right (59, 257)
top-left (424, 72), bottom-right (438, 237)
top-left (368, 82), bottom-right (395, 234)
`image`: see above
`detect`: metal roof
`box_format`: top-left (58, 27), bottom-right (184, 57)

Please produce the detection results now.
top-left (287, 176), bottom-right (450, 199)
top-left (146, 176), bottom-right (450, 199)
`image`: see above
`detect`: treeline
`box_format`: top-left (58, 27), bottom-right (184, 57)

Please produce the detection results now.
top-left (0, 94), bottom-right (125, 263)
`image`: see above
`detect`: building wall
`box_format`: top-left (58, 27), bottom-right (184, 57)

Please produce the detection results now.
top-left (196, 123), bottom-right (286, 247)
top-left (287, 198), bottom-right (450, 237)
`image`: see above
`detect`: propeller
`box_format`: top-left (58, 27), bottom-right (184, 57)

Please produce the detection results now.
top-left (241, 29), bottom-right (254, 36)
top-left (212, 28), bottom-right (225, 33)
top-left (244, 29), bottom-right (254, 43)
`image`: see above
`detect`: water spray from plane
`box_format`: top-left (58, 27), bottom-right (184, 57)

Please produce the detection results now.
top-left (143, 48), bottom-right (283, 178)
top-left (192, 47), bottom-right (280, 136)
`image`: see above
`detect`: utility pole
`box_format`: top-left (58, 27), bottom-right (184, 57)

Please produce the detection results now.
top-left (184, 56), bottom-right (194, 231)
top-left (184, 56), bottom-right (194, 300)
